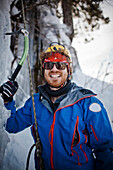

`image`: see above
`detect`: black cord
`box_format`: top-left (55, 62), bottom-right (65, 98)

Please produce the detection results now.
top-left (26, 143), bottom-right (36, 170)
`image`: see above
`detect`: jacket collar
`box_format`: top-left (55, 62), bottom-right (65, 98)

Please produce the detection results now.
top-left (38, 82), bottom-right (96, 112)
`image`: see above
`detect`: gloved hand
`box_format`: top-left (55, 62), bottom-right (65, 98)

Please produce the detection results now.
top-left (1, 80), bottom-right (18, 102)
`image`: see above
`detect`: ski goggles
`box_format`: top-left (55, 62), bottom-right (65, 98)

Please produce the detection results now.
top-left (43, 61), bottom-right (69, 70)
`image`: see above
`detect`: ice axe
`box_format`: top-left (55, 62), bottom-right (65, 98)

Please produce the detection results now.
top-left (0, 28), bottom-right (29, 93)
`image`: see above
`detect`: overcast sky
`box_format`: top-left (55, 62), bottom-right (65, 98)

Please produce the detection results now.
top-left (72, 1), bottom-right (113, 84)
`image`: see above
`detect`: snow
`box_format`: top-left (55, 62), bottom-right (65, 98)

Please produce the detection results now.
top-left (0, 1), bottom-right (113, 170)
top-left (38, 6), bottom-right (71, 49)
top-left (72, 2), bottom-right (113, 84)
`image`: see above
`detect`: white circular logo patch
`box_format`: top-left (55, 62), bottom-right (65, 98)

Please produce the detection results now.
top-left (89, 103), bottom-right (101, 112)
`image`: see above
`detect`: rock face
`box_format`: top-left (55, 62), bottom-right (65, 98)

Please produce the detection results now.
top-left (0, 1), bottom-right (112, 170)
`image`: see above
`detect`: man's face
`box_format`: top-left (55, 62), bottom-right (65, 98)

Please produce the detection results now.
top-left (44, 62), bottom-right (68, 88)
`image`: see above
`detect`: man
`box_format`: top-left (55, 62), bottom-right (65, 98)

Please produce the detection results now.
top-left (1, 42), bottom-right (113, 170)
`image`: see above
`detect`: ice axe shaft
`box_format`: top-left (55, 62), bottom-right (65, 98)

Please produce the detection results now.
top-left (0, 28), bottom-right (29, 93)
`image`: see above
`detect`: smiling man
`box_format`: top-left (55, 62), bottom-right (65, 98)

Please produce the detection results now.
top-left (43, 55), bottom-right (68, 88)
top-left (1, 42), bottom-right (113, 170)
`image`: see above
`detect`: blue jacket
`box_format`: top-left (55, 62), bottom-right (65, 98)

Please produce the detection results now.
top-left (5, 83), bottom-right (113, 170)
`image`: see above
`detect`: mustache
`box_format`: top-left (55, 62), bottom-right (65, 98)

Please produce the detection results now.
top-left (49, 71), bottom-right (61, 74)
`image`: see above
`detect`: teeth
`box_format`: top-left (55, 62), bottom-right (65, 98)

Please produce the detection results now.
top-left (50, 75), bottom-right (60, 78)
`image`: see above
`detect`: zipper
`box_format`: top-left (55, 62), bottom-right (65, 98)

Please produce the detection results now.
top-left (90, 125), bottom-right (99, 141)
top-left (71, 116), bottom-right (80, 149)
top-left (80, 144), bottom-right (88, 163)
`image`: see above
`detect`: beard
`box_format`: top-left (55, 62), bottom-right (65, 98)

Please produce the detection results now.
top-left (44, 70), bottom-right (68, 88)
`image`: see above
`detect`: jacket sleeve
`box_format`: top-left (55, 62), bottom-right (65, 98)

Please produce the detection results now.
top-left (84, 96), bottom-right (113, 170)
top-left (4, 97), bottom-right (33, 133)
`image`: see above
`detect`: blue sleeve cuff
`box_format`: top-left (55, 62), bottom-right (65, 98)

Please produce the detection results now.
top-left (4, 100), bottom-right (16, 112)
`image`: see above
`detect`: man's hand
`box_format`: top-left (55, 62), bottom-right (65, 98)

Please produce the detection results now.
top-left (1, 80), bottom-right (18, 102)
